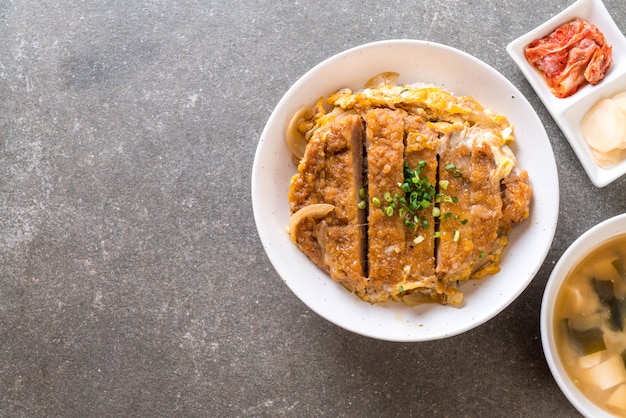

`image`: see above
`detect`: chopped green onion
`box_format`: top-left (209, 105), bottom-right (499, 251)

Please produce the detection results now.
top-left (357, 200), bottom-right (366, 210)
top-left (398, 284), bottom-right (405, 292)
top-left (461, 219), bottom-right (469, 225)
top-left (434, 231), bottom-right (441, 239)
top-left (358, 188), bottom-right (366, 199)
top-left (453, 230), bottom-right (460, 242)
top-left (414, 235), bottom-right (424, 244)
top-left (479, 251), bottom-right (485, 259)
top-left (369, 161), bottom-right (463, 233)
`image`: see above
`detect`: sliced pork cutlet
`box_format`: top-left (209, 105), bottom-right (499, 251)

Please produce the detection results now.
top-left (365, 108), bottom-right (407, 302)
top-left (288, 112), bottom-right (368, 293)
top-left (499, 168), bottom-right (532, 235)
top-left (400, 114), bottom-right (439, 300)
top-left (467, 131), bottom-right (505, 279)
top-left (435, 126), bottom-right (474, 304)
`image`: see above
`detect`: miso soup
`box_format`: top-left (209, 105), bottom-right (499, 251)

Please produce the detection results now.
top-left (554, 233), bottom-right (626, 416)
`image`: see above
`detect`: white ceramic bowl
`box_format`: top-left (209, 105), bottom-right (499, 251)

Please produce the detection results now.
top-left (253, 39), bottom-right (559, 342)
top-left (541, 213), bottom-right (626, 417)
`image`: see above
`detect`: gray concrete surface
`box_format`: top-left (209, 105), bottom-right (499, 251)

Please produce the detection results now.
top-left (1, 0), bottom-right (625, 416)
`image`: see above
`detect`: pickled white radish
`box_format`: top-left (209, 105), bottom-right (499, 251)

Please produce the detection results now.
top-left (580, 98), bottom-right (626, 153)
top-left (581, 354), bottom-right (626, 390)
top-left (590, 147), bottom-right (625, 168)
top-left (613, 92), bottom-right (626, 114)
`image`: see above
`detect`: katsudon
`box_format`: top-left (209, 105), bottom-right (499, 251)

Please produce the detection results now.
top-left (287, 73), bottom-right (532, 305)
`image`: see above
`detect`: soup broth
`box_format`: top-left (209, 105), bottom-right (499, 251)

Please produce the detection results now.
top-left (554, 233), bottom-right (626, 416)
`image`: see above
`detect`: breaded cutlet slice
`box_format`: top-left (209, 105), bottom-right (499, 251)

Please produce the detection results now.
top-left (288, 112), bottom-right (368, 293)
top-left (364, 108), bottom-right (407, 302)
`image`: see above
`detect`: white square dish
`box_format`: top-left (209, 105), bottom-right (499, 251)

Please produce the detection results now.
top-left (507, 0), bottom-right (626, 187)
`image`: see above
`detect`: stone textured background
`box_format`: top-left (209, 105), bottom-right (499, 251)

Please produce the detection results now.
top-left (1, 1), bottom-right (625, 416)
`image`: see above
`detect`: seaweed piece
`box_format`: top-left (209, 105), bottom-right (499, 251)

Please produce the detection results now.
top-left (593, 278), bottom-right (615, 302)
top-left (592, 278), bottom-right (624, 331)
top-left (608, 299), bottom-right (625, 332)
top-left (563, 318), bottom-right (606, 355)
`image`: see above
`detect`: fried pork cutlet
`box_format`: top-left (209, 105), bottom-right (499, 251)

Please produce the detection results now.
top-left (364, 108), bottom-right (407, 302)
top-left (398, 113), bottom-right (439, 302)
top-left (287, 80), bottom-right (532, 306)
top-left (288, 112), bottom-right (367, 294)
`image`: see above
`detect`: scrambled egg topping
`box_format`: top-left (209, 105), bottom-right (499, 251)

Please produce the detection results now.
top-left (303, 83), bottom-right (518, 184)
top-left (287, 73), bottom-right (532, 305)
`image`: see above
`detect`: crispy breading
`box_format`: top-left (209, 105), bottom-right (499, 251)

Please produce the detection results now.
top-left (288, 81), bottom-right (532, 305)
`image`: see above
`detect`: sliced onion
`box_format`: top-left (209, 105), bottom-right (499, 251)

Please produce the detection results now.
top-left (286, 106), bottom-right (316, 159)
top-left (364, 72), bottom-right (399, 89)
top-left (288, 204), bottom-right (335, 242)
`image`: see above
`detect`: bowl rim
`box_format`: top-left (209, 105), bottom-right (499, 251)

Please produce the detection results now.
top-left (253, 38), bottom-right (559, 342)
top-left (541, 213), bottom-right (626, 417)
